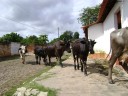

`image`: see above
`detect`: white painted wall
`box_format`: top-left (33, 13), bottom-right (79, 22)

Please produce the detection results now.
top-left (88, 1), bottom-right (128, 54)
top-left (88, 23), bottom-right (104, 51)
top-left (11, 42), bottom-right (20, 55)
top-left (122, 0), bottom-right (128, 28)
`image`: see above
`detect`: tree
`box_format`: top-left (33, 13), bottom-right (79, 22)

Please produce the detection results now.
top-left (0, 32), bottom-right (23, 43)
top-left (38, 35), bottom-right (49, 45)
top-left (59, 31), bottom-right (73, 41)
top-left (50, 38), bottom-right (60, 44)
top-left (21, 35), bottom-right (38, 45)
top-left (78, 5), bottom-right (100, 26)
top-left (73, 32), bottom-right (79, 40)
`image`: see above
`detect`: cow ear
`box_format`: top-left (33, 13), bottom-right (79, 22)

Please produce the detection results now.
top-left (93, 40), bottom-right (96, 44)
top-left (80, 41), bottom-right (86, 44)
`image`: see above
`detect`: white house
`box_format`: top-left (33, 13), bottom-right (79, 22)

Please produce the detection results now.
top-left (82, 0), bottom-right (128, 54)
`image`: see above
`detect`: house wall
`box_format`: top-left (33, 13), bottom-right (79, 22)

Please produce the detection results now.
top-left (102, 2), bottom-right (121, 53)
top-left (88, 23), bottom-right (104, 51)
top-left (121, 0), bottom-right (128, 28)
top-left (88, 1), bottom-right (128, 54)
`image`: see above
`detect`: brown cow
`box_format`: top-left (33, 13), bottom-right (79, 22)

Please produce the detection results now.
top-left (47, 40), bottom-right (71, 67)
top-left (108, 27), bottom-right (128, 84)
top-left (46, 44), bottom-right (56, 66)
top-left (118, 49), bottom-right (128, 73)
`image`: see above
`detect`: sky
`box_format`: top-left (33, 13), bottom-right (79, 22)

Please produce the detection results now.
top-left (0, 0), bottom-right (103, 41)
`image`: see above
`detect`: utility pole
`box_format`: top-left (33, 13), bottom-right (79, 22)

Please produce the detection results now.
top-left (58, 27), bottom-right (59, 38)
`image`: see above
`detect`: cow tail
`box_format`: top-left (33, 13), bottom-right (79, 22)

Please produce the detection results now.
top-left (106, 48), bottom-right (111, 60)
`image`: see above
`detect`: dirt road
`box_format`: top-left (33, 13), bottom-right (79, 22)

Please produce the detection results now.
top-left (35, 56), bottom-right (128, 96)
top-left (0, 54), bottom-right (46, 95)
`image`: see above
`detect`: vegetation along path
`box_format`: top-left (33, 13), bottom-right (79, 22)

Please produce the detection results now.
top-left (35, 56), bottom-right (128, 96)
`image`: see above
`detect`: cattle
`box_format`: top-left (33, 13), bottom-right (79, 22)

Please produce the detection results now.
top-left (46, 40), bottom-right (71, 67)
top-left (71, 38), bottom-right (96, 75)
top-left (54, 40), bottom-right (71, 67)
top-left (108, 27), bottom-right (128, 84)
top-left (118, 50), bottom-right (128, 73)
top-left (18, 45), bottom-right (27, 64)
top-left (34, 46), bottom-right (47, 65)
top-left (46, 44), bottom-right (56, 66)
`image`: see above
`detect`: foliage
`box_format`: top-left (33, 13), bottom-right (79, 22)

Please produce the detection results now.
top-left (21, 35), bottom-right (38, 45)
top-left (49, 38), bottom-right (60, 44)
top-left (0, 32), bottom-right (23, 43)
top-left (50, 31), bottom-right (80, 44)
top-left (73, 32), bottom-right (79, 40)
top-left (59, 31), bottom-right (73, 41)
top-left (38, 35), bottom-right (49, 45)
top-left (78, 5), bottom-right (100, 26)
top-left (21, 35), bottom-right (49, 45)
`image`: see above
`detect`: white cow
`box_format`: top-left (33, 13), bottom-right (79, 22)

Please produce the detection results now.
top-left (18, 45), bottom-right (27, 64)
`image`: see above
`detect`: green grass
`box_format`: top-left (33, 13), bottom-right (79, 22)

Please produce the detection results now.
top-left (4, 66), bottom-right (57, 96)
top-left (23, 81), bottom-right (57, 96)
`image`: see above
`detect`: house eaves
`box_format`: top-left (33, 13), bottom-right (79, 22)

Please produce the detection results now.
top-left (82, 0), bottom-right (117, 31)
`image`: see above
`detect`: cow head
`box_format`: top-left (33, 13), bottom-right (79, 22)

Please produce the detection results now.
top-left (64, 40), bottom-right (71, 53)
top-left (88, 39), bottom-right (96, 54)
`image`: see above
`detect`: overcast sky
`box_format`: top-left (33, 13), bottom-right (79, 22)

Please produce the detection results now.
top-left (0, 0), bottom-right (102, 41)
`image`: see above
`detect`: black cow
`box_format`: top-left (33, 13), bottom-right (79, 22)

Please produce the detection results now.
top-left (108, 27), bottom-right (128, 84)
top-left (34, 46), bottom-right (47, 65)
top-left (71, 38), bottom-right (96, 75)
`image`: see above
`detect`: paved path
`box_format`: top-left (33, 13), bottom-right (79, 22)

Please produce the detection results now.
top-left (35, 57), bottom-right (128, 96)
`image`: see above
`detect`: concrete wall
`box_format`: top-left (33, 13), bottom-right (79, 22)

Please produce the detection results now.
top-left (10, 42), bottom-right (20, 55)
top-left (0, 42), bottom-right (20, 57)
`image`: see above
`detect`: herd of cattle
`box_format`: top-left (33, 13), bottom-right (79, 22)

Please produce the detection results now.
top-left (18, 27), bottom-right (128, 84)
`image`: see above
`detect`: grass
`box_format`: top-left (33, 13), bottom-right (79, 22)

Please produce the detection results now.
top-left (23, 81), bottom-right (57, 96)
top-left (4, 66), bottom-right (57, 96)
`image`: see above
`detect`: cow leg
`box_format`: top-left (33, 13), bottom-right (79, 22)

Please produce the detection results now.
top-left (58, 56), bottom-right (63, 67)
top-left (80, 59), bottom-right (83, 72)
top-left (22, 54), bottom-right (25, 64)
top-left (35, 55), bottom-right (39, 64)
top-left (43, 56), bottom-right (47, 65)
top-left (108, 49), bottom-right (123, 84)
top-left (77, 55), bottom-right (79, 70)
top-left (49, 57), bottom-right (51, 66)
top-left (73, 54), bottom-right (77, 70)
top-left (83, 61), bottom-right (87, 75)
top-left (39, 56), bottom-right (41, 65)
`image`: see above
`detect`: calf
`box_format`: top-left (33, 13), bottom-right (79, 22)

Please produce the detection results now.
top-left (108, 27), bottom-right (128, 84)
top-left (34, 46), bottom-right (47, 65)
